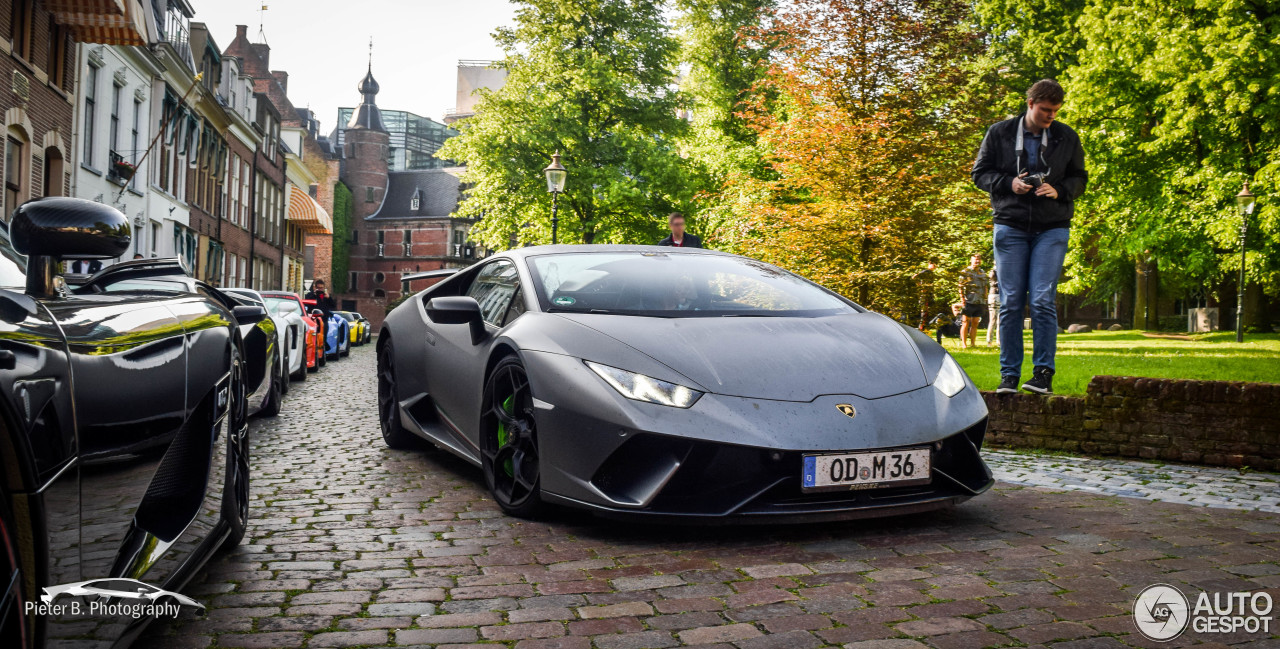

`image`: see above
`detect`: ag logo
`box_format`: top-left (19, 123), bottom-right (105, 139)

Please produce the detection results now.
top-left (836, 404), bottom-right (856, 419)
top-left (1133, 584), bottom-right (1189, 642)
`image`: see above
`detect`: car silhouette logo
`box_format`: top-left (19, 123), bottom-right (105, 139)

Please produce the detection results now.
top-left (836, 404), bottom-right (857, 418)
top-left (40, 578), bottom-right (204, 610)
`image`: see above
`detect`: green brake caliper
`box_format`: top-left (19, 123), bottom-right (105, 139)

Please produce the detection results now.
top-left (496, 395), bottom-right (515, 477)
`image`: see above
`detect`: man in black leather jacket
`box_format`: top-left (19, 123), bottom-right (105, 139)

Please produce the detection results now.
top-left (972, 79), bottom-right (1087, 395)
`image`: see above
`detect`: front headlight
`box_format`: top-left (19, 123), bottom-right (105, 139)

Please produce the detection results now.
top-left (585, 361), bottom-right (703, 408)
top-left (933, 354), bottom-right (967, 398)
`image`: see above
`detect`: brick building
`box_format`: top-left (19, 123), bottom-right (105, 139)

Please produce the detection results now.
top-left (2, 0), bottom-right (80, 220)
top-left (334, 64), bottom-right (476, 330)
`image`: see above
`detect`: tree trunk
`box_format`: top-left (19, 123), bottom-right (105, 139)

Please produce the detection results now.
top-left (1244, 281), bottom-right (1270, 333)
top-left (1133, 257), bottom-right (1159, 331)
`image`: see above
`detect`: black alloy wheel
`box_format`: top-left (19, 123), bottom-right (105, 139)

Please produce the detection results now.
top-left (480, 356), bottom-right (543, 519)
top-left (0, 484), bottom-right (29, 649)
top-left (377, 339), bottom-right (416, 449)
top-left (220, 345), bottom-right (251, 551)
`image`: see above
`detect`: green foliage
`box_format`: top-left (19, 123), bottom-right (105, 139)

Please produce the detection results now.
top-left (330, 182), bottom-right (353, 293)
top-left (437, 0), bottom-right (693, 248)
top-left (974, 0), bottom-right (1280, 310)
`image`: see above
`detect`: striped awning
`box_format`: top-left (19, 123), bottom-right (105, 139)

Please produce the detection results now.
top-left (287, 184), bottom-right (333, 235)
top-left (50, 0), bottom-right (152, 47)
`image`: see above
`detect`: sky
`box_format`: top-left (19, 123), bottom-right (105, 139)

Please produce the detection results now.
top-left (189, 0), bottom-right (516, 135)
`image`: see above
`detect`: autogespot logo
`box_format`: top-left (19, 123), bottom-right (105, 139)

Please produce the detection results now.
top-left (1133, 584), bottom-right (1190, 642)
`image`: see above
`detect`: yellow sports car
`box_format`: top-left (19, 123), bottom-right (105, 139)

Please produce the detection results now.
top-left (335, 311), bottom-right (367, 346)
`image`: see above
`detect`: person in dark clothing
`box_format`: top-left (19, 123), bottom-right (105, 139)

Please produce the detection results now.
top-left (305, 279), bottom-right (337, 316)
top-left (972, 79), bottom-right (1087, 396)
top-left (657, 212), bottom-right (702, 248)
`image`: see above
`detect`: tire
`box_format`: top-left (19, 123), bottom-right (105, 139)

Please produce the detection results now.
top-left (219, 345), bottom-right (250, 551)
top-left (480, 356), bottom-right (544, 519)
top-left (279, 350), bottom-right (290, 395)
top-left (1, 483), bottom-right (31, 649)
top-left (292, 341), bottom-right (308, 381)
top-left (258, 356), bottom-right (283, 417)
top-left (377, 338), bottom-right (418, 449)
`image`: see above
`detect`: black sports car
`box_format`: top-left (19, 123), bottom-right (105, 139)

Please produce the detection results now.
top-left (377, 246), bottom-right (993, 523)
top-left (83, 274), bottom-right (285, 419)
top-left (0, 198), bottom-right (255, 648)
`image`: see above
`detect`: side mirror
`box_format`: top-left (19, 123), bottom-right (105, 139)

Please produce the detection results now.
top-left (310, 309), bottom-right (324, 318)
top-left (10, 197), bottom-right (131, 297)
top-left (426, 296), bottom-right (486, 344)
top-left (232, 305), bottom-right (267, 325)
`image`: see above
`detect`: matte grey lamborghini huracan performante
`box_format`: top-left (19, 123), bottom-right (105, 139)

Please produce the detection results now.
top-left (378, 246), bottom-right (993, 522)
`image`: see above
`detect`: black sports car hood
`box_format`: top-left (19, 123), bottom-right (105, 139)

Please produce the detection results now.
top-left (554, 312), bottom-right (928, 401)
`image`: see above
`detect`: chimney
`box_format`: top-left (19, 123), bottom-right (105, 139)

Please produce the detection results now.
top-left (250, 43), bottom-right (270, 70)
top-left (272, 71), bottom-right (289, 94)
top-left (236, 24), bottom-right (248, 40)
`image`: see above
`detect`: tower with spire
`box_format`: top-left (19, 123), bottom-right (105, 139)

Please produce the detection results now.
top-left (341, 46), bottom-right (390, 224)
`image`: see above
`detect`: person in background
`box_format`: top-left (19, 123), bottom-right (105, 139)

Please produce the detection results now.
top-left (657, 212), bottom-right (702, 248)
top-left (986, 266), bottom-right (1000, 346)
top-left (957, 254), bottom-right (988, 349)
top-left (305, 279), bottom-right (337, 317)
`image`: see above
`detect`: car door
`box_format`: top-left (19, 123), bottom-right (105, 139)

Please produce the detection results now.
top-left (426, 260), bottom-right (522, 443)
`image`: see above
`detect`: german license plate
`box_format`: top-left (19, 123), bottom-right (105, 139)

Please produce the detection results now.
top-left (802, 448), bottom-right (931, 491)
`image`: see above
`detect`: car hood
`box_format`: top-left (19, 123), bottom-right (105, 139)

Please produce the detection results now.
top-left (554, 312), bottom-right (929, 401)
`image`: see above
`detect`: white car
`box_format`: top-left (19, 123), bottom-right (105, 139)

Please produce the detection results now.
top-left (224, 288), bottom-right (301, 387)
top-left (41, 578), bottom-right (204, 609)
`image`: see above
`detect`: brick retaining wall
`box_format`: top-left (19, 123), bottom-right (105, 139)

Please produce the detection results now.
top-left (983, 376), bottom-right (1280, 472)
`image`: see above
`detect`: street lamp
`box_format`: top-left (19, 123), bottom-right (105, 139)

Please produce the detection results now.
top-left (1235, 182), bottom-right (1256, 343)
top-left (543, 152), bottom-right (567, 245)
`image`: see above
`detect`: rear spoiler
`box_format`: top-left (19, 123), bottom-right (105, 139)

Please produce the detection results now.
top-left (400, 268), bottom-right (460, 282)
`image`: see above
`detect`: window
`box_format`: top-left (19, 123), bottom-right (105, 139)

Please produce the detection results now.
top-left (351, 230), bottom-right (358, 244)
top-left (410, 196), bottom-right (419, 210)
top-left (42, 146), bottom-right (63, 197)
top-left (403, 229), bottom-right (412, 243)
top-left (5, 137), bottom-right (23, 216)
top-left (365, 186), bottom-right (374, 202)
top-left (84, 65), bottom-right (98, 167)
top-left (130, 98), bottom-right (141, 185)
top-left (465, 261), bottom-right (520, 327)
top-left (10, 0), bottom-right (31, 60)
top-left (350, 271), bottom-right (358, 291)
top-left (47, 19), bottom-right (68, 89)
top-left (150, 222), bottom-right (160, 253)
top-left (376, 230), bottom-right (385, 244)
top-left (109, 83), bottom-right (121, 156)
top-left (374, 272), bottom-right (385, 284)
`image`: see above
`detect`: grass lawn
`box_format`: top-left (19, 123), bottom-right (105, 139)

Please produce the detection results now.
top-left (947, 330), bottom-right (1280, 395)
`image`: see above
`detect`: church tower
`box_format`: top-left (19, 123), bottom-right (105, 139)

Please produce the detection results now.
top-left (341, 63), bottom-right (390, 221)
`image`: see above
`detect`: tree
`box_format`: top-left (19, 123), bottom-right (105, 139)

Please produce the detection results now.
top-left (438, 0), bottom-right (691, 247)
top-left (673, 0), bottom-right (777, 243)
top-left (715, 0), bottom-right (1000, 319)
top-left (1062, 0), bottom-right (1280, 328)
top-left (330, 182), bottom-right (353, 292)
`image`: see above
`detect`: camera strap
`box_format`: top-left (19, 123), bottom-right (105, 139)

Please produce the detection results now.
top-left (1015, 118), bottom-right (1049, 175)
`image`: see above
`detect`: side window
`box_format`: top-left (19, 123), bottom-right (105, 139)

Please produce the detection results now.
top-left (465, 261), bottom-right (520, 327)
top-left (501, 288), bottom-right (526, 327)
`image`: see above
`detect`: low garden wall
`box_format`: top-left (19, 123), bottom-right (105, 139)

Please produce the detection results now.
top-left (982, 376), bottom-right (1280, 472)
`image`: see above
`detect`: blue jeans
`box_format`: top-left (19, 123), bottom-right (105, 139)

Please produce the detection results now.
top-left (993, 224), bottom-right (1069, 378)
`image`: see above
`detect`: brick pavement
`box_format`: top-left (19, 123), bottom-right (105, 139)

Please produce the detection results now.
top-left (138, 344), bottom-right (1280, 648)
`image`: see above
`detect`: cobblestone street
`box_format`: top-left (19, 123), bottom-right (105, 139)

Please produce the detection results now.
top-left (140, 343), bottom-right (1280, 649)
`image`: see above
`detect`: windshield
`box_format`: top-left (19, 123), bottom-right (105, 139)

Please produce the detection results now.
top-left (526, 252), bottom-right (858, 317)
top-left (336, 312), bottom-right (356, 322)
top-left (265, 297), bottom-right (300, 317)
top-left (0, 224), bottom-right (27, 289)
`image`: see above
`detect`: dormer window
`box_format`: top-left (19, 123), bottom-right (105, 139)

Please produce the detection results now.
top-left (410, 196), bottom-right (419, 210)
